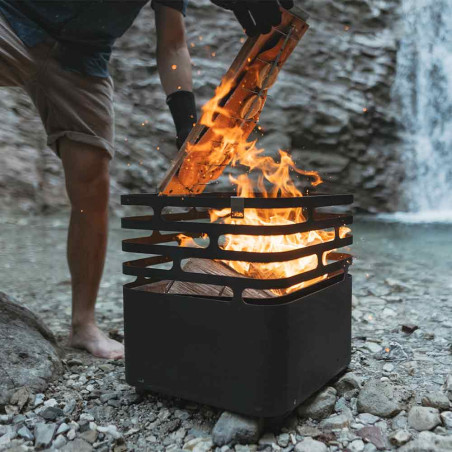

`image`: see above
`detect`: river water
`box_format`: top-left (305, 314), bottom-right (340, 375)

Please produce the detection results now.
top-left (1, 214), bottom-right (451, 336)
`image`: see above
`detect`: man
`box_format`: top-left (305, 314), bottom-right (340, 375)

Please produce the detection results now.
top-left (0, 0), bottom-right (292, 359)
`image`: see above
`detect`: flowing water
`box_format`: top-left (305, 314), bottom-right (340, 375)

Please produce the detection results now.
top-left (394, 0), bottom-right (452, 219)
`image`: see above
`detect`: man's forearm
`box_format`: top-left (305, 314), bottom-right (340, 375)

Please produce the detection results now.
top-left (157, 44), bottom-right (192, 95)
top-left (155, 5), bottom-right (192, 95)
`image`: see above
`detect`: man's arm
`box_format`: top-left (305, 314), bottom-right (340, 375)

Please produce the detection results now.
top-left (155, 4), bottom-right (196, 148)
top-left (155, 3), bottom-right (192, 94)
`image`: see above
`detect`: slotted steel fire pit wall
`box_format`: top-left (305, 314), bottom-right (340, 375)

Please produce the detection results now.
top-left (121, 193), bottom-right (353, 418)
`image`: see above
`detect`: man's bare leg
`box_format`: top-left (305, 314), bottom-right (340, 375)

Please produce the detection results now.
top-left (60, 137), bottom-right (124, 359)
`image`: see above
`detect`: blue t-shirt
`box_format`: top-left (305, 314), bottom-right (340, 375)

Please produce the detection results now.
top-left (0, 0), bottom-right (187, 78)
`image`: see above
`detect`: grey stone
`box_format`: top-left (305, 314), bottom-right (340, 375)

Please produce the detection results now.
top-left (277, 433), bottom-right (290, 447)
top-left (0, 292), bottom-right (62, 410)
top-left (357, 426), bottom-right (386, 450)
top-left (297, 387), bottom-right (337, 420)
top-left (258, 432), bottom-right (276, 446)
top-left (56, 423), bottom-right (70, 435)
top-left (79, 429), bottom-right (97, 444)
top-left (440, 411), bottom-right (452, 428)
top-left (63, 400), bottom-right (76, 415)
top-left (357, 379), bottom-right (402, 418)
top-left (335, 373), bottom-right (362, 396)
top-left (399, 431), bottom-right (452, 451)
top-left (34, 422), bottom-right (56, 449)
top-left (356, 413), bottom-right (380, 425)
top-left (211, 412), bottom-right (262, 446)
top-left (421, 392), bottom-right (450, 410)
top-left (407, 406), bottom-right (441, 431)
top-left (17, 426), bottom-right (33, 441)
top-left (392, 411), bottom-right (408, 429)
top-left (40, 406), bottom-right (64, 421)
top-left (349, 439), bottom-right (365, 452)
top-left (444, 374), bottom-right (452, 401)
top-left (296, 425), bottom-right (322, 437)
top-left (319, 409), bottom-right (353, 430)
top-left (96, 425), bottom-right (121, 440)
top-left (389, 430), bottom-right (411, 446)
top-left (53, 435), bottom-right (67, 449)
top-left (294, 437), bottom-right (328, 452)
top-left (60, 437), bottom-right (93, 452)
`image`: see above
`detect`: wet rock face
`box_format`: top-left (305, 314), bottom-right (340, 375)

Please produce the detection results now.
top-left (0, 0), bottom-right (403, 213)
top-left (0, 292), bottom-right (62, 411)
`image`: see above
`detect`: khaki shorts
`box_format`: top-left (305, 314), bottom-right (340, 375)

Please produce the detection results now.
top-left (0, 13), bottom-right (115, 158)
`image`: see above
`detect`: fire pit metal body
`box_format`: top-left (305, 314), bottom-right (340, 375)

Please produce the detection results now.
top-left (121, 193), bottom-right (353, 417)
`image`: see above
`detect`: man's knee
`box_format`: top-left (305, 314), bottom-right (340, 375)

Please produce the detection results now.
top-left (59, 138), bottom-right (111, 211)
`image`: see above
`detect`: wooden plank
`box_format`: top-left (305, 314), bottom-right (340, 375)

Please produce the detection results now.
top-left (159, 7), bottom-right (309, 196)
top-left (139, 258), bottom-right (275, 299)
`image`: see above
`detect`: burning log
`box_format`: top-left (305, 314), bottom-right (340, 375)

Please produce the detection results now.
top-left (159, 7), bottom-right (310, 196)
top-left (141, 258), bottom-right (275, 299)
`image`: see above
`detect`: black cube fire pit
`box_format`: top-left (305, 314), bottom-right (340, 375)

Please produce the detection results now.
top-left (121, 192), bottom-right (352, 418)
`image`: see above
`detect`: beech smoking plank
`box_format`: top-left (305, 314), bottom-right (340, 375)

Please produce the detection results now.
top-left (159, 7), bottom-right (309, 196)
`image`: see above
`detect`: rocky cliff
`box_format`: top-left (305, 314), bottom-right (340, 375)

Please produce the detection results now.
top-left (0, 0), bottom-right (404, 214)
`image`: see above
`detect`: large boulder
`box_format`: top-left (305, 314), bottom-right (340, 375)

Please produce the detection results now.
top-left (0, 292), bottom-right (63, 410)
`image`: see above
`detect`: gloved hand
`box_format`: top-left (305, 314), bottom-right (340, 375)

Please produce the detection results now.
top-left (166, 91), bottom-right (197, 149)
top-left (210, 0), bottom-right (294, 36)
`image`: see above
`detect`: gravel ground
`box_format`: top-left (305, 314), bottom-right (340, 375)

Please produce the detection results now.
top-left (0, 214), bottom-right (451, 451)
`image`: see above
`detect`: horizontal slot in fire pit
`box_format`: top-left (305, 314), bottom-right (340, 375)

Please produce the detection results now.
top-left (121, 192), bottom-right (353, 417)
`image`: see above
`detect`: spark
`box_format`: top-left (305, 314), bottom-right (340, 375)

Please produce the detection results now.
top-left (171, 64), bottom-right (177, 70)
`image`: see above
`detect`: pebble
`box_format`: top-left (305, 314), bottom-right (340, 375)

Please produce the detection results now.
top-left (421, 392), bottom-right (450, 410)
top-left (34, 422), bottom-right (56, 449)
top-left (364, 342), bottom-right (382, 354)
top-left (62, 437), bottom-right (93, 452)
top-left (258, 432), bottom-right (276, 446)
top-left (440, 411), bottom-right (452, 428)
top-left (63, 399), bottom-right (76, 415)
top-left (349, 439), bottom-right (365, 451)
top-left (444, 374), bottom-right (452, 401)
top-left (33, 394), bottom-right (45, 408)
top-left (297, 387), bottom-right (337, 420)
top-left (80, 429), bottom-right (98, 443)
top-left (67, 429), bottom-right (76, 440)
top-left (356, 413), bottom-right (379, 425)
top-left (335, 373), bottom-right (362, 395)
top-left (56, 422), bottom-right (70, 435)
top-left (357, 379), bottom-right (402, 417)
top-left (17, 425), bottom-right (33, 441)
top-left (183, 437), bottom-right (214, 451)
top-left (296, 425), bottom-right (322, 437)
top-left (389, 429), bottom-right (411, 446)
top-left (211, 411), bottom-right (262, 446)
top-left (357, 426), bottom-right (386, 450)
top-left (97, 424), bottom-right (122, 439)
top-left (294, 437), bottom-right (327, 452)
top-left (319, 409), bottom-right (352, 430)
top-left (399, 431), bottom-right (452, 451)
top-left (275, 432), bottom-right (289, 447)
top-left (53, 434), bottom-right (67, 449)
top-left (40, 406), bottom-right (64, 421)
top-left (407, 406), bottom-right (441, 431)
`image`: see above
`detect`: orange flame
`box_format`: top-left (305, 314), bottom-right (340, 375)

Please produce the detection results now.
top-left (178, 77), bottom-right (350, 295)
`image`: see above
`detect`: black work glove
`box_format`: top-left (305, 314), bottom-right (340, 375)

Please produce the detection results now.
top-left (166, 90), bottom-right (197, 149)
top-left (210, 0), bottom-right (294, 36)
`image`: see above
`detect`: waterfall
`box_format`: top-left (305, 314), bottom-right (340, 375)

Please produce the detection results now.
top-left (395, 0), bottom-right (452, 217)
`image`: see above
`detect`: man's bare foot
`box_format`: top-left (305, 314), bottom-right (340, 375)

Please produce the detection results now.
top-left (69, 323), bottom-right (124, 359)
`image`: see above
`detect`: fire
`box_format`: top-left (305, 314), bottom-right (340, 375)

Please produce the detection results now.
top-left (178, 76), bottom-right (350, 295)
